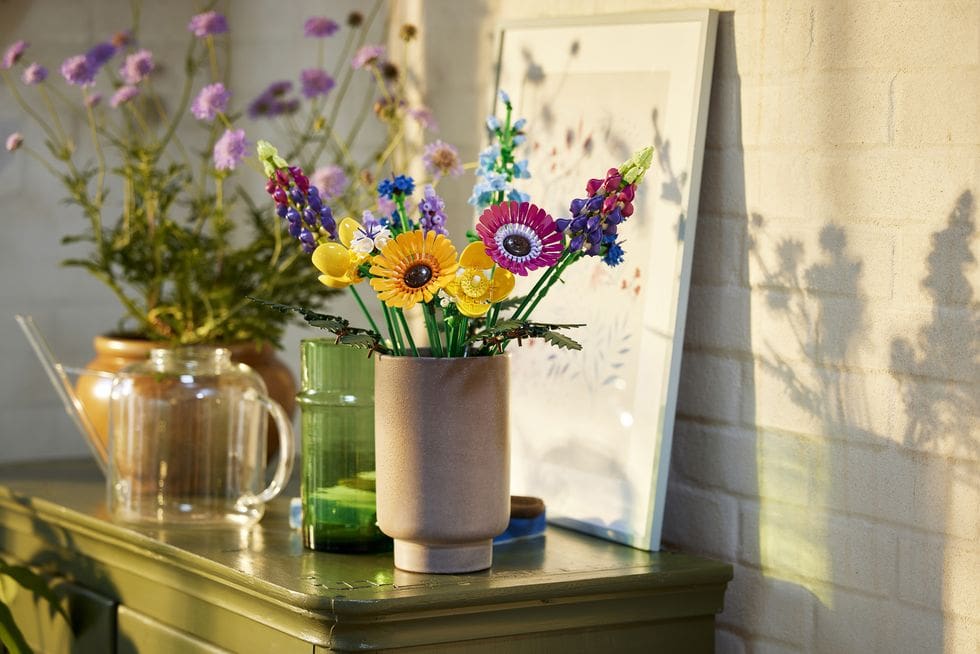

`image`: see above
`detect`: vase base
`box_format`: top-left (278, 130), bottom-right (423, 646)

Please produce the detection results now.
top-left (393, 539), bottom-right (493, 574)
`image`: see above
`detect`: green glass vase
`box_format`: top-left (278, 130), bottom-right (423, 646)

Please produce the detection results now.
top-left (297, 340), bottom-right (390, 552)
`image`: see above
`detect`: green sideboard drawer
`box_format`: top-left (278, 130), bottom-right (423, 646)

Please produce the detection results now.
top-left (3, 576), bottom-right (114, 653)
top-left (0, 460), bottom-right (732, 652)
top-left (117, 605), bottom-right (227, 654)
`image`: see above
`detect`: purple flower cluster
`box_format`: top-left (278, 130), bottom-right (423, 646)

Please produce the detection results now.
top-left (299, 68), bottom-right (335, 99)
top-left (1, 41), bottom-right (28, 70)
top-left (304, 17), bottom-right (339, 37)
top-left (57, 40), bottom-right (119, 88)
top-left (555, 167), bottom-right (636, 264)
top-left (213, 128), bottom-right (249, 171)
top-left (188, 11), bottom-right (229, 38)
top-left (85, 42), bottom-right (117, 68)
top-left (21, 62), bottom-right (47, 85)
top-left (311, 165), bottom-right (348, 200)
top-left (422, 140), bottom-right (463, 179)
top-left (191, 82), bottom-right (230, 121)
top-left (418, 185), bottom-right (448, 236)
top-left (352, 45), bottom-right (385, 69)
top-left (60, 55), bottom-right (96, 87)
top-left (247, 81), bottom-right (299, 118)
top-left (119, 49), bottom-right (154, 85)
top-left (110, 85), bottom-right (139, 108)
top-left (266, 166), bottom-right (337, 253)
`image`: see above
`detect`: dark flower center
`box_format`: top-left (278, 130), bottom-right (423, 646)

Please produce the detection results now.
top-left (403, 263), bottom-right (433, 288)
top-left (502, 234), bottom-right (532, 257)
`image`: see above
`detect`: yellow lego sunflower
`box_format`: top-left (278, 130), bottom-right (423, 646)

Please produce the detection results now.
top-left (369, 230), bottom-right (458, 309)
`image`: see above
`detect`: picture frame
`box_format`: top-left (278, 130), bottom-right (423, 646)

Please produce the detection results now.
top-left (497, 10), bottom-right (718, 551)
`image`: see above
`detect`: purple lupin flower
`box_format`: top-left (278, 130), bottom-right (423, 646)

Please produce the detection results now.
top-left (21, 62), bottom-right (47, 85)
top-left (1, 41), bottom-right (28, 69)
top-left (311, 165), bottom-right (348, 200)
top-left (299, 69), bottom-right (335, 99)
top-left (85, 42), bottom-right (117, 68)
top-left (304, 17), bottom-right (339, 37)
top-left (5, 133), bottom-right (23, 152)
top-left (418, 185), bottom-right (449, 236)
top-left (61, 55), bottom-right (96, 87)
top-left (188, 11), bottom-right (229, 38)
top-left (351, 45), bottom-right (385, 69)
top-left (119, 49), bottom-right (154, 84)
top-left (190, 82), bottom-right (230, 121)
top-left (213, 128), bottom-right (249, 171)
top-left (110, 85), bottom-right (139, 108)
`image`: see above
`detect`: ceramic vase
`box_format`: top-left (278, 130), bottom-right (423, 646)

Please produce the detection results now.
top-left (374, 354), bottom-right (510, 574)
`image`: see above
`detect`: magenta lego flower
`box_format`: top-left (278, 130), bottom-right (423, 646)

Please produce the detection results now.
top-left (190, 82), bottom-right (230, 121)
top-left (311, 165), bottom-right (348, 200)
top-left (110, 85), bottom-right (139, 108)
top-left (476, 201), bottom-right (563, 276)
top-left (21, 62), bottom-right (47, 85)
top-left (119, 50), bottom-right (154, 84)
top-left (213, 128), bottom-right (249, 171)
top-left (5, 133), bottom-right (23, 152)
top-left (422, 140), bottom-right (463, 179)
top-left (299, 68), bottom-right (335, 99)
top-left (352, 45), bottom-right (385, 69)
top-left (1, 41), bottom-right (28, 69)
top-left (60, 55), bottom-right (96, 87)
top-left (304, 17), bottom-right (339, 37)
top-left (84, 93), bottom-right (103, 108)
top-left (188, 11), bottom-right (229, 38)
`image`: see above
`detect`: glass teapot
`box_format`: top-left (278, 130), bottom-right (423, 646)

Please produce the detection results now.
top-left (17, 316), bottom-right (293, 528)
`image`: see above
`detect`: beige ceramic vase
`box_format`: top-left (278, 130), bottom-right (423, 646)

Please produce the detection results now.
top-left (374, 354), bottom-right (510, 574)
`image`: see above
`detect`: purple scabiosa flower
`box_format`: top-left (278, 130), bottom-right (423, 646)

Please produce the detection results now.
top-left (304, 17), bottom-right (339, 37)
top-left (418, 185), bottom-right (449, 236)
top-left (21, 62), bottom-right (47, 85)
top-left (85, 93), bottom-right (103, 108)
top-left (311, 165), bottom-right (348, 200)
top-left (61, 54), bottom-right (96, 87)
top-left (190, 82), bottom-right (230, 121)
top-left (246, 81), bottom-right (298, 118)
top-left (299, 68), bottom-right (335, 99)
top-left (1, 41), bottom-right (28, 69)
top-left (422, 140), bottom-right (463, 179)
top-left (351, 44), bottom-right (385, 69)
top-left (213, 128), bottom-right (249, 171)
top-left (407, 106), bottom-right (438, 132)
top-left (188, 11), bottom-right (229, 38)
top-left (5, 133), bottom-right (23, 152)
top-left (110, 85), bottom-right (139, 108)
top-left (476, 201), bottom-right (563, 276)
top-left (119, 49), bottom-right (154, 85)
top-left (85, 42), bottom-right (117, 68)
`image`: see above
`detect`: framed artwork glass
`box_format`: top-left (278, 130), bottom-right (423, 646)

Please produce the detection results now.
top-left (498, 10), bottom-right (718, 550)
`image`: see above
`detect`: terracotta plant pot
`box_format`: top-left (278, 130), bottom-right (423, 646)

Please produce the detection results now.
top-left (75, 335), bottom-right (296, 467)
top-left (374, 354), bottom-right (510, 574)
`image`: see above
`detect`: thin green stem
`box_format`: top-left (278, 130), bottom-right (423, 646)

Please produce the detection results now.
top-left (348, 284), bottom-right (381, 336)
top-left (423, 302), bottom-right (444, 357)
top-left (1, 72), bottom-right (60, 145)
top-left (380, 303), bottom-right (401, 355)
top-left (394, 308), bottom-right (418, 357)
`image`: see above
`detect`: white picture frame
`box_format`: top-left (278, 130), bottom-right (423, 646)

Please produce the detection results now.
top-left (497, 10), bottom-right (718, 551)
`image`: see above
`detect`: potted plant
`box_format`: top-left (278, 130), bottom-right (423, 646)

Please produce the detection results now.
top-left (0, 1), bottom-right (432, 460)
top-left (255, 91), bottom-right (654, 572)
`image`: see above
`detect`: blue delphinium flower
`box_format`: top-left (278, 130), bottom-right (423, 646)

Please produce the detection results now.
top-left (602, 239), bottom-right (625, 267)
top-left (377, 174), bottom-right (415, 199)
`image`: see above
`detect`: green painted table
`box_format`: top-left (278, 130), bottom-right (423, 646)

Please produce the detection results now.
top-left (0, 460), bottom-right (731, 653)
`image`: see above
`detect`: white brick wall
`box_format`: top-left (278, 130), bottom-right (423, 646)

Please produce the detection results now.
top-left (412, 1), bottom-right (979, 652)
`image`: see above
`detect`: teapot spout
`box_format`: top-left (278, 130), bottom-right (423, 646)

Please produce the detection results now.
top-left (15, 315), bottom-right (109, 475)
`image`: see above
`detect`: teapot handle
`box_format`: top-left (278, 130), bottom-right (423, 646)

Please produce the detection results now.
top-left (246, 392), bottom-right (295, 506)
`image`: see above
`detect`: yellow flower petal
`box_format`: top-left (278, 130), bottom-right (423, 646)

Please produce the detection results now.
top-left (312, 242), bottom-right (350, 277)
top-left (457, 297), bottom-right (491, 318)
top-left (460, 241), bottom-right (494, 270)
top-left (490, 268), bottom-right (516, 302)
top-left (318, 273), bottom-right (351, 289)
top-left (338, 217), bottom-right (361, 248)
